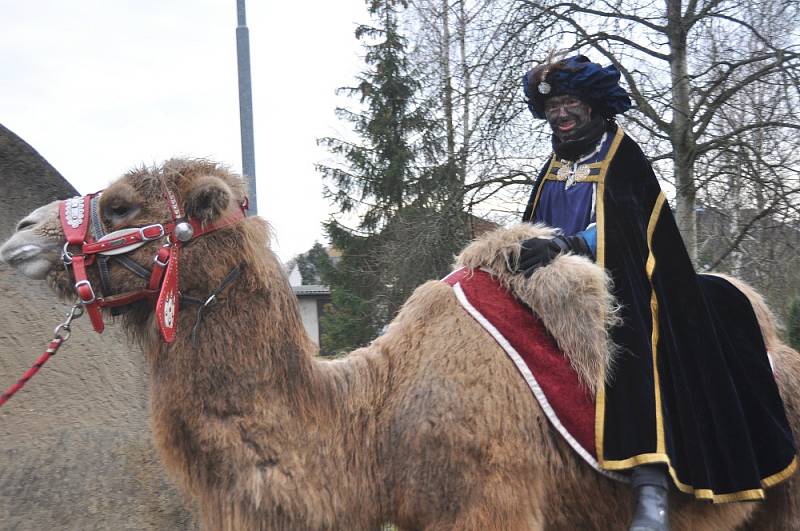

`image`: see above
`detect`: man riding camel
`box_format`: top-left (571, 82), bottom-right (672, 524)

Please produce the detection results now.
top-left (516, 54), bottom-right (797, 531)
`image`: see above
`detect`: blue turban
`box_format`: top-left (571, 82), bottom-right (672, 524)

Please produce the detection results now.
top-left (523, 55), bottom-right (631, 119)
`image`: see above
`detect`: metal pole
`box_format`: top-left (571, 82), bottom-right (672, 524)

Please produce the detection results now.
top-left (236, 0), bottom-right (258, 215)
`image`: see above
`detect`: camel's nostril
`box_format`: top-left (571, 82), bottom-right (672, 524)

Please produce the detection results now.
top-left (15, 219), bottom-right (35, 232)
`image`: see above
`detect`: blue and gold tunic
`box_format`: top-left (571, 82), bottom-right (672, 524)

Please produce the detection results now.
top-left (529, 130), bottom-right (615, 236)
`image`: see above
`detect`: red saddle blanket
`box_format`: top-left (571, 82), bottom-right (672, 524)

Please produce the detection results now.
top-left (443, 267), bottom-right (624, 481)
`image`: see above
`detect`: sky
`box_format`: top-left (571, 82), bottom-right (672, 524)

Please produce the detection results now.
top-left (1, 0), bottom-right (370, 263)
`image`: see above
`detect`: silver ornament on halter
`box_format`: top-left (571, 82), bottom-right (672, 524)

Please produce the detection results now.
top-left (64, 197), bottom-right (86, 229)
top-left (174, 221), bottom-right (194, 242)
top-left (163, 293), bottom-right (176, 329)
top-left (538, 81), bottom-right (551, 95)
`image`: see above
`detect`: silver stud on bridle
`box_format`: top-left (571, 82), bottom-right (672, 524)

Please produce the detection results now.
top-left (174, 221), bottom-right (194, 242)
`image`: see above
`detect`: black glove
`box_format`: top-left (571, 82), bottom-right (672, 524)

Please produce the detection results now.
top-left (513, 235), bottom-right (592, 277)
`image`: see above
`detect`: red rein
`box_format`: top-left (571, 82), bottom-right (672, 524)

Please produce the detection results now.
top-left (0, 304), bottom-right (83, 407)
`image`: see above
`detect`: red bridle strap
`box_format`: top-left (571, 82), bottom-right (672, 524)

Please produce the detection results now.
top-left (80, 225), bottom-right (165, 255)
top-left (59, 190), bottom-right (247, 342)
top-left (60, 195), bottom-right (92, 246)
top-left (79, 212), bottom-right (244, 257)
top-left (60, 194), bottom-right (106, 331)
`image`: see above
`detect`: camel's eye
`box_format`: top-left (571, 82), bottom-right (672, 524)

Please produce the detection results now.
top-left (111, 204), bottom-right (130, 217)
top-left (99, 184), bottom-right (144, 228)
top-left (103, 199), bottom-right (141, 227)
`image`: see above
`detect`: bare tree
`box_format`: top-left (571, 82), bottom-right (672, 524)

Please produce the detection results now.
top-left (513, 0), bottom-right (800, 260)
top-left (408, 0), bottom-right (560, 222)
top-left (679, 0), bottom-right (800, 321)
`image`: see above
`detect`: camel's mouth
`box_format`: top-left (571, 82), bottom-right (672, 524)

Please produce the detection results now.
top-left (0, 239), bottom-right (61, 280)
top-left (3, 243), bottom-right (44, 263)
top-left (1, 200), bottom-right (63, 280)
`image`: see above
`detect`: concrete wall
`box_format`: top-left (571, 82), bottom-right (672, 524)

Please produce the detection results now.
top-left (297, 297), bottom-right (321, 345)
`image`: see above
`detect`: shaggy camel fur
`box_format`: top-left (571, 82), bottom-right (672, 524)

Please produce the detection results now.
top-left (2, 159), bottom-right (799, 530)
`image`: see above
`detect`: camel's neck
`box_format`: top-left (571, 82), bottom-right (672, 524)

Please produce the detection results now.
top-left (138, 228), bottom-right (390, 527)
top-left (145, 250), bottom-right (317, 411)
top-left (149, 255), bottom-right (387, 429)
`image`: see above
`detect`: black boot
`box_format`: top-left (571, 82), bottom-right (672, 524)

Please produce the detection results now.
top-left (628, 465), bottom-right (669, 531)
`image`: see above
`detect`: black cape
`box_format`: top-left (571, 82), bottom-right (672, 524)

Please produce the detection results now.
top-left (523, 126), bottom-right (797, 501)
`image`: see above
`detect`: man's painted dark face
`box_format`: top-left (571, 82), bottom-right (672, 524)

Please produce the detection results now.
top-left (544, 95), bottom-right (593, 141)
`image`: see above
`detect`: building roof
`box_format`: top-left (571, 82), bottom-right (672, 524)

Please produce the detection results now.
top-left (292, 284), bottom-right (331, 296)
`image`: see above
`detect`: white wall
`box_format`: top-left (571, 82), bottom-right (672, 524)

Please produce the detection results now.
top-left (297, 297), bottom-right (320, 345)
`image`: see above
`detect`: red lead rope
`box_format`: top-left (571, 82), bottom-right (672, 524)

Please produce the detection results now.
top-left (0, 303), bottom-right (83, 407)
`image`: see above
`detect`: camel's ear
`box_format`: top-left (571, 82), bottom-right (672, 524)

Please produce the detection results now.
top-left (185, 176), bottom-right (232, 224)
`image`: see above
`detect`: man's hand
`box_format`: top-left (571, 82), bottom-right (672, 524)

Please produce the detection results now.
top-left (511, 235), bottom-right (592, 277)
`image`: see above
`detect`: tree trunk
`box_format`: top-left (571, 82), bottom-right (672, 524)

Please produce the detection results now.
top-left (729, 153), bottom-right (743, 275)
top-left (667, 0), bottom-right (698, 263)
top-left (457, 0), bottom-right (469, 191)
top-left (440, 0), bottom-right (457, 181)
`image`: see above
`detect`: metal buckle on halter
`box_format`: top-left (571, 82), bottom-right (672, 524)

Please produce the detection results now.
top-left (153, 251), bottom-right (169, 268)
top-left (62, 242), bottom-right (74, 265)
top-left (74, 280), bottom-right (97, 305)
top-left (139, 224), bottom-right (165, 241)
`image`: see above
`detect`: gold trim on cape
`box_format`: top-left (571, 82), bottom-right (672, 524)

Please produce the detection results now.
top-left (648, 192), bottom-right (667, 455)
top-left (589, 126), bottom-right (624, 461)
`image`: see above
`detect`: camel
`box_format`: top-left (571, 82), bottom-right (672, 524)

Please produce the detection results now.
top-left (2, 158), bottom-right (799, 530)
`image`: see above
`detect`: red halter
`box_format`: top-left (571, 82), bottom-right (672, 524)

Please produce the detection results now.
top-left (59, 181), bottom-right (247, 342)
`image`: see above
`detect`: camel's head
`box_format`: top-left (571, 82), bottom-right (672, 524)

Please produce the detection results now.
top-left (1, 159), bottom-right (252, 340)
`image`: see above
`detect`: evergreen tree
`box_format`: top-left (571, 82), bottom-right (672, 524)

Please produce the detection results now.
top-left (320, 223), bottom-right (385, 352)
top-left (316, 0), bottom-right (460, 352)
top-left (294, 242), bottom-right (332, 285)
top-left (318, 0), bottom-right (431, 232)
